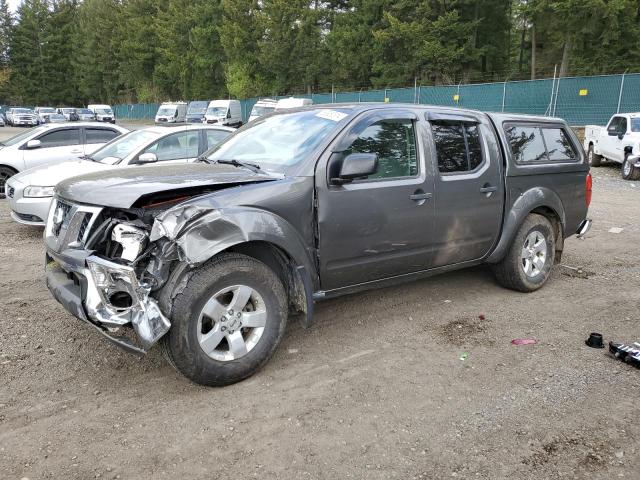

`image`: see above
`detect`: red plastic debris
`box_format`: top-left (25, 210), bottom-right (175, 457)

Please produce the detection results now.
top-left (511, 338), bottom-right (537, 346)
top-left (478, 314), bottom-right (486, 320)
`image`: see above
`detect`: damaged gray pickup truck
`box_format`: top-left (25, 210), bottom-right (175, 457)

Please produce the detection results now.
top-left (45, 104), bottom-right (592, 386)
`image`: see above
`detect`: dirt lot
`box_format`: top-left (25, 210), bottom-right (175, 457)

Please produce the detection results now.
top-left (1, 129), bottom-right (639, 479)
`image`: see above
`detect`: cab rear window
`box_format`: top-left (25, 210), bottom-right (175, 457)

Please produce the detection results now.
top-left (504, 124), bottom-right (578, 164)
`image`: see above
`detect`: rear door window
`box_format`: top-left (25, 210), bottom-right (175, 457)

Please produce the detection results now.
top-left (504, 124), bottom-right (577, 163)
top-left (37, 128), bottom-right (81, 147)
top-left (431, 121), bottom-right (484, 173)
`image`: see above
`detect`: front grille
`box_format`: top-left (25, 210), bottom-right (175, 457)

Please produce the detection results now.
top-left (46, 199), bottom-right (102, 251)
top-left (157, 118), bottom-right (167, 122)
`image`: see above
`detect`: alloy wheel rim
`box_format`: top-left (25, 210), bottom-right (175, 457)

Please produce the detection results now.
top-left (521, 230), bottom-right (547, 278)
top-left (197, 284), bottom-right (267, 361)
top-left (623, 160), bottom-right (631, 176)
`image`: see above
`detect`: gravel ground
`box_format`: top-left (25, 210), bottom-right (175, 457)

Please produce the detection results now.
top-left (1, 135), bottom-right (639, 479)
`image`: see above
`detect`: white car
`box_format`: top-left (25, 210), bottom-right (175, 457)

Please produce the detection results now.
top-left (5, 125), bottom-right (234, 226)
top-left (584, 113), bottom-right (640, 180)
top-left (248, 98), bottom-right (277, 122)
top-left (6, 108), bottom-right (38, 127)
top-left (0, 122), bottom-right (128, 200)
top-left (88, 104), bottom-right (116, 123)
top-left (34, 107), bottom-right (57, 124)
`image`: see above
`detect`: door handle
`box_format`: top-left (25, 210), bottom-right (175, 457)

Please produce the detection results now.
top-left (409, 192), bottom-right (432, 201)
top-left (480, 185), bottom-right (497, 193)
top-left (71, 149), bottom-right (82, 154)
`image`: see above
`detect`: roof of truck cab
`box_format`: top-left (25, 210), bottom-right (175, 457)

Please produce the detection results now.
top-left (280, 103), bottom-right (568, 124)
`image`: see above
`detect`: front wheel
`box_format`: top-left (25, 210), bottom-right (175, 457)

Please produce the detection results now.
top-left (492, 213), bottom-right (555, 292)
top-left (163, 253), bottom-right (288, 386)
top-left (621, 154), bottom-right (640, 180)
top-left (0, 166), bottom-right (17, 199)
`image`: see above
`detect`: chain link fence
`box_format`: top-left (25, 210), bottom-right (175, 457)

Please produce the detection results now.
top-left (113, 72), bottom-right (640, 126)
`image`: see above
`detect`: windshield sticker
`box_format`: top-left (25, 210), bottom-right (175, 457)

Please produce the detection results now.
top-left (315, 109), bottom-right (348, 122)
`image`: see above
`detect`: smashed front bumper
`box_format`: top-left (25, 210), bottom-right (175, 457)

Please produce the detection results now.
top-left (45, 253), bottom-right (170, 355)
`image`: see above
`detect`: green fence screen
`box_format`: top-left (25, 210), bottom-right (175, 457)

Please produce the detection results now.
top-left (113, 73), bottom-right (640, 126)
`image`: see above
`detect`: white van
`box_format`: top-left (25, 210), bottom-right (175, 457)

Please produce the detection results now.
top-left (248, 98), bottom-right (278, 122)
top-left (155, 102), bottom-right (187, 124)
top-left (87, 104), bottom-right (116, 123)
top-left (203, 99), bottom-right (242, 127)
top-left (275, 97), bottom-right (313, 110)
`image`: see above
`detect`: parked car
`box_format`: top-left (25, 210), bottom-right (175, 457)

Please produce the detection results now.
top-left (584, 113), bottom-right (640, 180)
top-left (76, 108), bottom-right (96, 122)
top-left (87, 104), bottom-right (116, 123)
top-left (0, 114), bottom-right (5, 127)
top-left (6, 108), bottom-right (38, 127)
top-left (42, 104), bottom-right (592, 386)
top-left (34, 107), bottom-right (57, 124)
top-left (275, 97), bottom-right (313, 110)
top-left (5, 125), bottom-right (233, 226)
top-left (57, 107), bottom-right (79, 122)
top-left (203, 99), bottom-right (242, 127)
top-left (248, 98), bottom-right (277, 122)
top-left (186, 101), bottom-right (208, 123)
top-left (0, 122), bottom-right (128, 200)
top-left (155, 102), bottom-right (187, 124)
top-left (46, 113), bottom-right (68, 124)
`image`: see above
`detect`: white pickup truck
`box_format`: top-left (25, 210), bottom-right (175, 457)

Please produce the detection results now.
top-left (584, 113), bottom-right (640, 180)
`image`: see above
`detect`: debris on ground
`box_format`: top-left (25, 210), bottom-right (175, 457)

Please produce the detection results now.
top-left (511, 338), bottom-right (537, 346)
top-left (478, 314), bottom-right (486, 320)
top-left (609, 341), bottom-right (640, 368)
top-left (559, 265), bottom-right (593, 279)
top-left (459, 352), bottom-right (469, 361)
top-left (585, 332), bottom-right (604, 349)
top-left (608, 227), bottom-right (624, 234)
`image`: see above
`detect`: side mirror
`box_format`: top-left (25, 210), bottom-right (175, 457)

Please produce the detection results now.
top-left (26, 139), bottom-right (41, 149)
top-left (618, 132), bottom-right (624, 140)
top-left (331, 153), bottom-right (378, 184)
top-left (135, 152), bottom-right (158, 164)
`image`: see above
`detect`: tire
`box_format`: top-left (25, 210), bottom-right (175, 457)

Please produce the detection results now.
top-left (621, 154), bottom-right (640, 181)
top-left (0, 166), bottom-right (17, 199)
top-left (163, 252), bottom-right (288, 386)
top-left (492, 213), bottom-right (555, 293)
top-left (587, 144), bottom-right (602, 167)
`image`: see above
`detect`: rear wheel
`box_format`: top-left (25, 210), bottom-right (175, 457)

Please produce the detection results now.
top-left (492, 214), bottom-right (555, 292)
top-left (0, 166), bottom-right (17, 199)
top-left (587, 144), bottom-right (602, 167)
top-left (621, 154), bottom-right (640, 180)
top-left (164, 253), bottom-right (288, 386)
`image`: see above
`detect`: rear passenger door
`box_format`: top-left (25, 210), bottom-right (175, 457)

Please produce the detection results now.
top-left (23, 127), bottom-right (83, 169)
top-left (427, 112), bottom-right (504, 267)
top-left (83, 127), bottom-right (122, 154)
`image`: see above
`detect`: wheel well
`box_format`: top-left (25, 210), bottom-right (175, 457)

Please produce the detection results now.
top-left (530, 206), bottom-right (564, 263)
top-left (0, 164), bottom-right (18, 174)
top-left (225, 241), bottom-right (308, 315)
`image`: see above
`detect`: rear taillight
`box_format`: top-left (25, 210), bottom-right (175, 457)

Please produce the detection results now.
top-left (585, 172), bottom-right (592, 208)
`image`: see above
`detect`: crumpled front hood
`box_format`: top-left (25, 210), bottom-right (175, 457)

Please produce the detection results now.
top-left (56, 162), bottom-right (278, 209)
top-left (13, 159), bottom-right (113, 187)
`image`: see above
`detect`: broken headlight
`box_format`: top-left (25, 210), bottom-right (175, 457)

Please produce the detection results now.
top-left (87, 258), bottom-right (143, 310)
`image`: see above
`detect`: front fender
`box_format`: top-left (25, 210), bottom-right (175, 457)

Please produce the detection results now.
top-left (151, 205), bottom-right (317, 285)
top-left (486, 186), bottom-right (565, 264)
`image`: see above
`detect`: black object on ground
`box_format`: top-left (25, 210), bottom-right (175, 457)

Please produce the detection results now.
top-left (609, 341), bottom-right (640, 368)
top-left (585, 332), bottom-right (605, 348)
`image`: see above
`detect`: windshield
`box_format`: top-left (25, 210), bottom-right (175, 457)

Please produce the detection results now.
top-left (95, 108), bottom-right (112, 114)
top-left (90, 130), bottom-right (160, 164)
top-left (50, 114), bottom-right (65, 120)
top-left (631, 118), bottom-right (640, 132)
top-left (207, 109), bottom-right (349, 170)
top-left (188, 102), bottom-right (207, 115)
top-left (206, 107), bottom-right (227, 117)
top-left (250, 105), bottom-right (276, 117)
top-left (3, 126), bottom-right (47, 146)
top-left (78, 108), bottom-right (92, 114)
top-left (39, 108), bottom-right (56, 113)
top-left (62, 108), bottom-right (74, 113)
top-left (157, 107), bottom-right (176, 116)
top-left (14, 108), bottom-right (33, 114)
